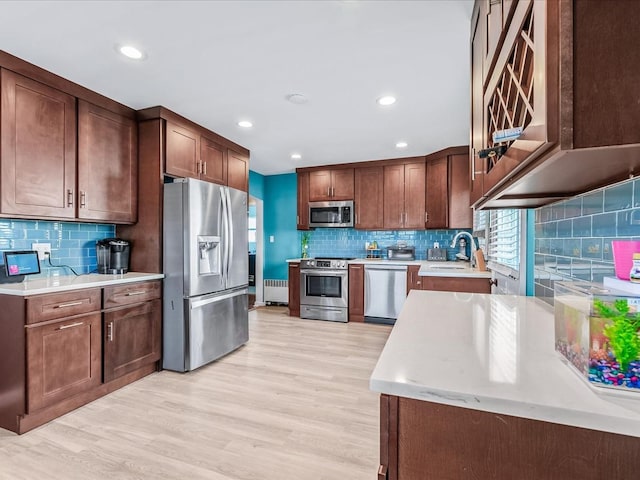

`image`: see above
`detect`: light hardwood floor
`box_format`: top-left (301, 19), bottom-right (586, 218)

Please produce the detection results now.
top-left (0, 307), bottom-right (391, 480)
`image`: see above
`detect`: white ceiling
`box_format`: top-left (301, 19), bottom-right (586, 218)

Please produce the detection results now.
top-left (0, 0), bottom-right (473, 175)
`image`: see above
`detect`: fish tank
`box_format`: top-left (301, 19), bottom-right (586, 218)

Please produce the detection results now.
top-left (554, 281), bottom-right (640, 392)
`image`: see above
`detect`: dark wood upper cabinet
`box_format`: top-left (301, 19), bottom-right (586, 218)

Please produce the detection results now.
top-left (77, 100), bottom-right (137, 224)
top-left (448, 153), bottom-right (473, 229)
top-left (472, 0), bottom-right (640, 209)
top-left (383, 164), bottom-right (405, 230)
top-left (0, 69), bottom-right (76, 219)
top-left (425, 157), bottom-right (448, 229)
top-left (354, 166), bottom-right (384, 230)
top-left (470, 1), bottom-right (486, 206)
top-left (309, 169), bottom-right (354, 201)
top-left (403, 162), bottom-right (426, 229)
top-left (384, 162), bottom-right (426, 229)
top-left (297, 171), bottom-right (310, 230)
top-left (165, 122), bottom-right (199, 179)
top-left (227, 148), bottom-right (248, 192)
top-left (200, 135), bottom-right (227, 185)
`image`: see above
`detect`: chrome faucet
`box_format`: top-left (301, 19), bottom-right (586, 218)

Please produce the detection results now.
top-left (450, 231), bottom-right (477, 267)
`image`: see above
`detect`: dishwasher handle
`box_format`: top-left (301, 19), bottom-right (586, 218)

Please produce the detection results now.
top-left (364, 265), bottom-right (408, 272)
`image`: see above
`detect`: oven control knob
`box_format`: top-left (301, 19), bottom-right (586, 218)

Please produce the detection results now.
top-left (309, 260), bottom-right (315, 267)
top-left (340, 261), bottom-right (346, 268)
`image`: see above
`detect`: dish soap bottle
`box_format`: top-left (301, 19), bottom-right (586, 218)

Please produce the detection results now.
top-left (630, 253), bottom-right (640, 283)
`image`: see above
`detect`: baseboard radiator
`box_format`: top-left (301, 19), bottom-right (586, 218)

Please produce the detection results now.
top-left (264, 279), bottom-right (289, 304)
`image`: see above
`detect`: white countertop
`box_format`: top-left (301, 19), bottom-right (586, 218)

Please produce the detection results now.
top-left (370, 290), bottom-right (640, 438)
top-left (417, 261), bottom-right (492, 278)
top-left (288, 258), bottom-right (491, 278)
top-left (0, 272), bottom-right (164, 296)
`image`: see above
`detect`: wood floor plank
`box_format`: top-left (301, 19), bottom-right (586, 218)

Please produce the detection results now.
top-left (0, 307), bottom-right (391, 479)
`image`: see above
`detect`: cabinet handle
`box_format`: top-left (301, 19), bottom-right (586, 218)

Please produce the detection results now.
top-left (57, 321), bottom-right (84, 330)
top-left (107, 321), bottom-right (114, 342)
top-left (203, 161), bottom-right (207, 175)
top-left (55, 301), bottom-right (84, 308)
top-left (125, 291), bottom-right (147, 296)
top-left (471, 147), bottom-right (476, 181)
top-left (80, 191), bottom-right (86, 208)
top-left (327, 187), bottom-right (331, 197)
top-left (332, 186), bottom-right (335, 197)
top-left (67, 189), bottom-right (74, 207)
top-left (351, 265), bottom-right (362, 270)
top-left (355, 212), bottom-right (358, 225)
top-left (425, 211), bottom-right (429, 223)
top-left (378, 465), bottom-right (388, 480)
top-left (297, 215), bottom-right (300, 224)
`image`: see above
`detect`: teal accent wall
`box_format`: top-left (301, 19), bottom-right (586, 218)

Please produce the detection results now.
top-left (249, 170), bottom-right (265, 200)
top-left (264, 173), bottom-right (298, 280)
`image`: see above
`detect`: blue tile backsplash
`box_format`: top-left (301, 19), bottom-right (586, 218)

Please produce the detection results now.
top-left (534, 176), bottom-right (640, 304)
top-left (0, 219), bottom-right (114, 276)
top-left (300, 228), bottom-right (473, 261)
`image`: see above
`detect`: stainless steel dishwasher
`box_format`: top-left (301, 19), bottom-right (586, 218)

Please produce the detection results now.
top-left (364, 264), bottom-right (408, 324)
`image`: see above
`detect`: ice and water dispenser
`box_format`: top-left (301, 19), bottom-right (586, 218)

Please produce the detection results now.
top-left (198, 236), bottom-right (221, 276)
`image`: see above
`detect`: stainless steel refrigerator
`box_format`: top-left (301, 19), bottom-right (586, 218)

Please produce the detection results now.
top-left (163, 178), bottom-right (248, 372)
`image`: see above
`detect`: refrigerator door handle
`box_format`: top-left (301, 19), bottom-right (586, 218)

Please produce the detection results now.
top-left (225, 187), bottom-right (234, 284)
top-left (220, 186), bottom-right (229, 287)
top-left (190, 288), bottom-right (248, 309)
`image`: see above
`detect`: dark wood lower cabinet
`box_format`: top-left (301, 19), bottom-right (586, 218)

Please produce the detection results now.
top-left (348, 264), bottom-right (364, 322)
top-left (380, 394), bottom-right (640, 479)
top-left (0, 280), bottom-right (162, 434)
top-left (288, 263), bottom-right (300, 317)
top-left (103, 299), bottom-right (161, 382)
top-left (26, 313), bottom-right (102, 412)
top-left (421, 276), bottom-right (491, 294)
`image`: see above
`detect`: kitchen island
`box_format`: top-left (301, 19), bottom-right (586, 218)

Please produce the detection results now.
top-left (370, 290), bottom-right (640, 479)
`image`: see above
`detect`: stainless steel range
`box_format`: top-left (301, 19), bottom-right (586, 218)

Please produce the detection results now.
top-left (300, 257), bottom-right (351, 322)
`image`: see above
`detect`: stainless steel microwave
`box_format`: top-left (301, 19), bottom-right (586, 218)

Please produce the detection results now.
top-left (308, 201), bottom-right (354, 228)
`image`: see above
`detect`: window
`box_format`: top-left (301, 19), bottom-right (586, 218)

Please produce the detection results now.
top-left (474, 208), bottom-right (522, 275)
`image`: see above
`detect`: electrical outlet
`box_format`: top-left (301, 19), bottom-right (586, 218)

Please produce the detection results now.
top-left (32, 243), bottom-right (51, 260)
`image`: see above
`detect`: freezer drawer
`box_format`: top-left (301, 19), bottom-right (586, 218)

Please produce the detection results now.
top-left (163, 288), bottom-right (248, 372)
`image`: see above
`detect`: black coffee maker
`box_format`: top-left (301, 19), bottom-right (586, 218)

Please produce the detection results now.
top-left (96, 238), bottom-right (130, 274)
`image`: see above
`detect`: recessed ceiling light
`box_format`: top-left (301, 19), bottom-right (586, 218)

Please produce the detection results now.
top-left (291, 153), bottom-right (302, 160)
top-left (396, 141), bottom-right (408, 148)
top-left (377, 96), bottom-right (396, 106)
top-left (286, 93), bottom-right (308, 105)
top-left (238, 120), bottom-right (253, 128)
top-left (119, 45), bottom-right (144, 60)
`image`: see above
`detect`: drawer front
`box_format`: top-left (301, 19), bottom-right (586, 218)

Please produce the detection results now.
top-left (103, 280), bottom-right (161, 309)
top-left (26, 288), bottom-right (101, 325)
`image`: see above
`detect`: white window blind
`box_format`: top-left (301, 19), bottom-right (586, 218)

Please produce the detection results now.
top-left (488, 209), bottom-right (520, 271)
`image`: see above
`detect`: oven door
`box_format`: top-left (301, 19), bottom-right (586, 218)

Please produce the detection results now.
top-left (300, 269), bottom-right (348, 308)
